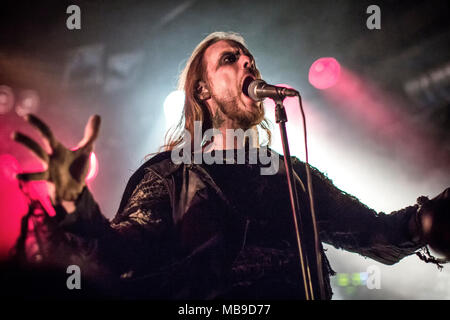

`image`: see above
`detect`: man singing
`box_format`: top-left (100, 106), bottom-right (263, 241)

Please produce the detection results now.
top-left (10, 32), bottom-right (449, 299)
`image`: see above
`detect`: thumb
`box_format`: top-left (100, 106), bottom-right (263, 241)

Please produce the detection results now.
top-left (77, 114), bottom-right (101, 151)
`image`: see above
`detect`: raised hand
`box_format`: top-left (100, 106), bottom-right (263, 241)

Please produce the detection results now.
top-left (12, 114), bottom-right (101, 203)
top-left (417, 188), bottom-right (450, 260)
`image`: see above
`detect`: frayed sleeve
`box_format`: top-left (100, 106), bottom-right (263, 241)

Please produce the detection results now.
top-left (292, 158), bottom-right (425, 265)
top-left (56, 168), bottom-right (173, 275)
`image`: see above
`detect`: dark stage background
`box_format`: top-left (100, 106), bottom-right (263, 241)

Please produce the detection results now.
top-left (0, 0), bottom-right (449, 299)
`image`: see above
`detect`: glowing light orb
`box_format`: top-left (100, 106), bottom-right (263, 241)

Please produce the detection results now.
top-left (308, 57), bottom-right (341, 90)
top-left (163, 90), bottom-right (185, 129)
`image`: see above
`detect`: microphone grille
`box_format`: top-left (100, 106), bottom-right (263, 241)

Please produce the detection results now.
top-left (248, 79), bottom-right (266, 101)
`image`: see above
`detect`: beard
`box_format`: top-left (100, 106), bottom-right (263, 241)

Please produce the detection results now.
top-left (213, 93), bottom-right (265, 129)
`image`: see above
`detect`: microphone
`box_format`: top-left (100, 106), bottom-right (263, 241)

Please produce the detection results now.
top-left (244, 79), bottom-right (299, 101)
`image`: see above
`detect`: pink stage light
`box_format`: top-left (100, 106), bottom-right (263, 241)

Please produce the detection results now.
top-left (309, 57), bottom-right (341, 90)
top-left (0, 154), bottom-right (28, 259)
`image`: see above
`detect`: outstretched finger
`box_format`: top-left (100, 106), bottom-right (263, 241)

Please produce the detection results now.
top-left (17, 171), bottom-right (49, 182)
top-left (25, 114), bottom-right (58, 149)
top-left (78, 114), bottom-right (101, 152)
top-left (11, 132), bottom-right (50, 163)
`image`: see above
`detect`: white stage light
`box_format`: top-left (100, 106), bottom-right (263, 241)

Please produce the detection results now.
top-left (163, 90), bottom-right (185, 130)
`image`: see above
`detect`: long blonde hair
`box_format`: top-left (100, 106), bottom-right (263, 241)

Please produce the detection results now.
top-left (162, 31), bottom-right (272, 151)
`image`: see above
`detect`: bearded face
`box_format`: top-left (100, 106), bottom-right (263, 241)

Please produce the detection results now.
top-left (201, 40), bottom-right (265, 130)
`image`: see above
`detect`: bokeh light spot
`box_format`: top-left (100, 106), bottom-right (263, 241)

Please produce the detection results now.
top-left (163, 90), bottom-right (185, 129)
top-left (309, 57), bottom-right (341, 89)
top-left (262, 83), bottom-right (299, 109)
top-left (0, 85), bottom-right (14, 115)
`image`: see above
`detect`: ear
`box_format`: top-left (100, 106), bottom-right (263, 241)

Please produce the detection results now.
top-left (196, 80), bottom-right (211, 101)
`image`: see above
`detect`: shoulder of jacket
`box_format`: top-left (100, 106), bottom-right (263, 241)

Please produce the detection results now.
top-left (268, 148), bottom-right (301, 164)
top-left (116, 151), bottom-right (181, 213)
top-left (141, 150), bottom-right (182, 178)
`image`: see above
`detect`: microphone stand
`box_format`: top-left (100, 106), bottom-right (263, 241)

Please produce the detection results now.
top-left (274, 96), bottom-right (314, 300)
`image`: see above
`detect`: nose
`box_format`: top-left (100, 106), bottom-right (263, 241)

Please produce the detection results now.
top-left (240, 54), bottom-right (252, 71)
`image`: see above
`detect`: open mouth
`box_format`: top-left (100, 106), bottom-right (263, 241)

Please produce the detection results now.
top-left (242, 76), bottom-right (255, 98)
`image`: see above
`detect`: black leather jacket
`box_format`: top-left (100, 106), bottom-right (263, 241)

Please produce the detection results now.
top-left (20, 149), bottom-right (425, 299)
